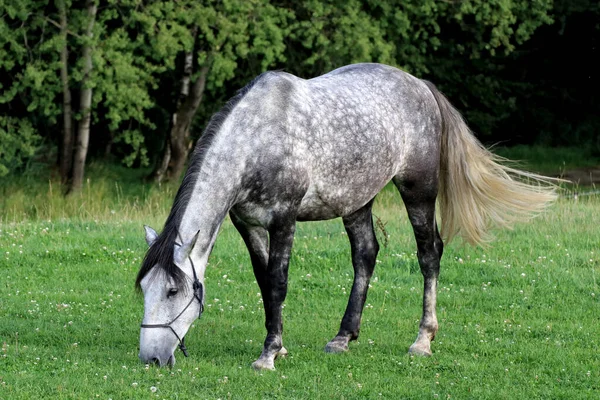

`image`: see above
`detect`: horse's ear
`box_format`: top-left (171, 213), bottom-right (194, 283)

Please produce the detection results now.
top-left (144, 225), bottom-right (158, 247)
top-left (174, 231), bottom-right (200, 264)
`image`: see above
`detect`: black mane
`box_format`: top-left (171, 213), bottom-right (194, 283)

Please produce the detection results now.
top-left (135, 73), bottom-right (267, 290)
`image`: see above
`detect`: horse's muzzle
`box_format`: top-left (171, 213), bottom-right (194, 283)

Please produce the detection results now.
top-left (139, 348), bottom-right (176, 368)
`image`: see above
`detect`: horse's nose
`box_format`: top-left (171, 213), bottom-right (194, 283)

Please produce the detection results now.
top-left (139, 351), bottom-right (162, 365)
top-left (139, 352), bottom-right (174, 367)
top-left (138, 351), bottom-right (159, 365)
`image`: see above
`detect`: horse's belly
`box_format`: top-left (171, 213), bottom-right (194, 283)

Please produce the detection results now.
top-left (296, 174), bottom-right (390, 221)
top-left (296, 187), bottom-right (340, 221)
top-left (294, 128), bottom-right (398, 221)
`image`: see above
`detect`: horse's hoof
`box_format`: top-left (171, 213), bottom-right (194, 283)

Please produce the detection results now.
top-left (252, 359), bottom-right (275, 371)
top-left (408, 343), bottom-right (432, 357)
top-left (277, 346), bottom-right (288, 357)
top-left (325, 339), bottom-right (349, 353)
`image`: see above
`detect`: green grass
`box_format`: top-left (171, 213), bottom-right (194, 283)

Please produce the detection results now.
top-left (0, 162), bottom-right (177, 223)
top-left (493, 145), bottom-right (599, 174)
top-left (1, 149), bottom-right (599, 399)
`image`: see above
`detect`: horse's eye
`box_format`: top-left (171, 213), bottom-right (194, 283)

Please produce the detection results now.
top-left (167, 288), bottom-right (178, 298)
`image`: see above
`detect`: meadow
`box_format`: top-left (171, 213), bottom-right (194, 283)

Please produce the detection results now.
top-left (1, 149), bottom-right (599, 399)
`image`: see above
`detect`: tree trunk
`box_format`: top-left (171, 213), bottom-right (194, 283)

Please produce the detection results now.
top-left (150, 138), bottom-right (171, 182)
top-left (69, 0), bottom-right (96, 193)
top-left (104, 131), bottom-right (113, 158)
top-left (167, 65), bottom-right (209, 181)
top-left (148, 26), bottom-right (209, 183)
top-left (58, 0), bottom-right (73, 184)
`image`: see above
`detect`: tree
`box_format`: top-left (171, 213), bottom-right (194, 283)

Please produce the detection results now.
top-left (0, 117), bottom-right (39, 177)
top-left (1, 0), bottom-right (594, 181)
top-left (146, 0), bottom-right (293, 182)
top-left (69, 0), bottom-right (97, 193)
top-left (281, 0), bottom-right (395, 78)
top-left (57, 0), bottom-right (73, 184)
top-left (282, 0), bottom-right (554, 137)
top-left (0, 1), bottom-right (56, 176)
top-left (415, 0), bottom-right (554, 136)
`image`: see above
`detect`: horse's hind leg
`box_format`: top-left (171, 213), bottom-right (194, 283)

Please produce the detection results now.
top-left (394, 176), bottom-right (444, 356)
top-left (325, 199), bottom-right (379, 353)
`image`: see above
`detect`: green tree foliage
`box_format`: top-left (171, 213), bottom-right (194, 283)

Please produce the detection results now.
top-left (282, 0), bottom-right (553, 75)
top-left (143, 0), bottom-right (293, 181)
top-left (0, 117), bottom-right (39, 176)
top-left (0, 0), bottom-right (596, 179)
top-left (0, 1), bottom-right (59, 176)
top-left (194, 0), bottom-right (292, 88)
top-left (421, 0), bottom-right (555, 135)
top-left (284, 0), bottom-right (395, 76)
top-left (282, 0), bottom-right (555, 136)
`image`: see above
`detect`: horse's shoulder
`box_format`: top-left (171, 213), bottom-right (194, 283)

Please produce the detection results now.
top-left (255, 70), bottom-right (302, 89)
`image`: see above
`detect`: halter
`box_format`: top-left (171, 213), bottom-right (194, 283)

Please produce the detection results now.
top-left (140, 244), bottom-right (204, 358)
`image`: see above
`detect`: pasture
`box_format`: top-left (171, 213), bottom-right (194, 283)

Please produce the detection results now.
top-left (1, 157), bottom-right (599, 399)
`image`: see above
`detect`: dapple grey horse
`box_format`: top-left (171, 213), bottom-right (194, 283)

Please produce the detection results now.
top-left (136, 63), bottom-right (556, 369)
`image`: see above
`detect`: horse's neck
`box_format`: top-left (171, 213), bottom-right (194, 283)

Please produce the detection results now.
top-left (177, 135), bottom-right (243, 278)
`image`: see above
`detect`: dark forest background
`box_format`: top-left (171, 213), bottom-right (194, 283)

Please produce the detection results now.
top-left (1, 0), bottom-right (597, 192)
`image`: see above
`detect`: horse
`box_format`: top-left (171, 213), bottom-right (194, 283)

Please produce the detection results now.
top-left (135, 63), bottom-right (556, 369)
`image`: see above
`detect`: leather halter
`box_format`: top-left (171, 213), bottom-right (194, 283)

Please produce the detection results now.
top-left (140, 246), bottom-right (204, 358)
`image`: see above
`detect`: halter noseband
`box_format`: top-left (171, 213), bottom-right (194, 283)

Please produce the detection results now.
top-left (140, 245), bottom-right (204, 358)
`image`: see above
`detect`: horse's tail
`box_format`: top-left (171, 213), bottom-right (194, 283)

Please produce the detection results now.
top-left (422, 80), bottom-right (559, 246)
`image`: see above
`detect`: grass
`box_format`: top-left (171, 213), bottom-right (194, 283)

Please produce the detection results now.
top-left (0, 162), bottom-right (177, 223)
top-left (493, 145), bottom-right (599, 174)
top-left (1, 148), bottom-right (599, 399)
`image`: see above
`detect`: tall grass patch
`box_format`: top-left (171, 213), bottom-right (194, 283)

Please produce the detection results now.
top-left (0, 163), bottom-right (175, 224)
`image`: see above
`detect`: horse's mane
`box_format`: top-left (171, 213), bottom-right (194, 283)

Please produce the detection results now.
top-left (135, 73), bottom-right (268, 291)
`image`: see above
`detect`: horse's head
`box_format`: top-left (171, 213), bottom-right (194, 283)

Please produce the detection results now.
top-left (137, 226), bottom-right (204, 367)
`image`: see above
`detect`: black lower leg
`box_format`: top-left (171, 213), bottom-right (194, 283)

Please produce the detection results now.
top-left (336, 200), bottom-right (379, 341)
top-left (260, 221), bottom-right (296, 355)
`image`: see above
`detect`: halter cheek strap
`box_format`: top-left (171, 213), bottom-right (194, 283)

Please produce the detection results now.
top-left (140, 250), bottom-right (204, 358)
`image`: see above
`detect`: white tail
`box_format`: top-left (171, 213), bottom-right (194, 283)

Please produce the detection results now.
top-left (424, 81), bottom-right (559, 246)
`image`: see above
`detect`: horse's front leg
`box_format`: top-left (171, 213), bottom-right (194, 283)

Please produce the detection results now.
top-left (251, 220), bottom-right (296, 370)
top-left (326, 200), bottom-right (379, 353)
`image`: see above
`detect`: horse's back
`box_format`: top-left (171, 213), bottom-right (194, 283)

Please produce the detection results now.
top-left (234, 64), bottom-right (442, 220)
top-left (294, 65), bottom-right (441, 218)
